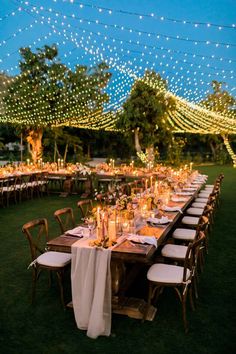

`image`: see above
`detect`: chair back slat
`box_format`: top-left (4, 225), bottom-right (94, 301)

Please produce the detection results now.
top-left (22, 218), bottom-right (48, 261)
top-left (77, 199), bottom-right (93, 220)
top-left (54, 207), bottom-right (75, 234)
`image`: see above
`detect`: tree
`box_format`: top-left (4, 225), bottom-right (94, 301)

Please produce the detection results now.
top-left (2, 45), bottom-right (111, 163)
top-left (116, 71), bottom-right (175, 163)
top-left (201, 80), bottom-right (236, 165)
top-left (43, 127), bottom-right (82, 162)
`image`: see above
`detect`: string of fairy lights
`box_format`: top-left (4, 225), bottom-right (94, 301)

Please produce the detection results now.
top-left (0, 0), bottom-right (235, 138)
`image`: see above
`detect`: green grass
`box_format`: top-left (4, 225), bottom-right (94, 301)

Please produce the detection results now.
top-left (0, 165), bottom-right (235, 354)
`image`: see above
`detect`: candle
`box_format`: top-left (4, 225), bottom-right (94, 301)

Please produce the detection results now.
top-left (26, 158), bottom-right (30, 166)
top-left (108, 220), bottom-right (116, 242)
top-left (154, 181), bottom-right (158, 194)
top-left (190, 162), bottom-right (193, 171)
top-left (150, 176), bottom-right (153, 188)
top-left (97, 207), bottom-right (101, 228)
top-left (145, 179), bottom-right (148, 190)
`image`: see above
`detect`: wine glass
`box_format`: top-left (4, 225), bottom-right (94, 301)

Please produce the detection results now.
top-left (86, 217), bottom-right (96, 237)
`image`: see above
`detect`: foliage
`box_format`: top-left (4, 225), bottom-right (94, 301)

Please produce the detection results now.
top-left (3, 45), bottom-right (111, 127)
top-left (1, 45), bottom-right (111, 162)
top-left (200, 80), bottom-right (236, 163)
top-left (116, 70), bottom-right (175, 152)
top-left (201, 80), bottom-right (236, 115)
top-left (43, 127), bottom-right (83, 162)
top-left (166, 136), bottom-right (186, 166)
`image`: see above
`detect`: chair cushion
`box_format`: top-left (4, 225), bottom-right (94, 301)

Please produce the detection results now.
top-left (203, 187), bottom-right (214, 192)
top-left (181, 216), bottom-right (200, 226)
top-left (195, 197), bottom-right (208, 203)
top-left (147, 263), bottom-right (190, 284)
top-left (37, 251), bottom-right (71, 267)
top-left (186, 207), bottom-right (204, 216)
top-left (191, 202), bottom-right (206, 208)
top-left (172, 228), bottom-right (196, 240)
top-left (198, 192), bottom-right (211, 197)
top-left (161, 244), bottom-right (188, 259)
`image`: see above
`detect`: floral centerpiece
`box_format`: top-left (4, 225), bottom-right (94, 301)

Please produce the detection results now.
top-left (96, 162), bottom-right (110, 173)
top-left (76, 163), bottom-right (91, 175)
top-left (115, 194), bottom-right (134, 220)
top-left (144, 193), bottom-right (160, 210)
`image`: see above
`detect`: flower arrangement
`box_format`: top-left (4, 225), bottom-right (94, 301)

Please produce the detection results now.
top-left (115, 194), bottom-right (133, 211)
top-left (76, 163), bottom-right (91, 175)
top-left (96, 162), bottom-right (110, 172)
top-left (144, 193), bottom-right (160, 209)
top-left (137, 151), bottom-right (149, 165)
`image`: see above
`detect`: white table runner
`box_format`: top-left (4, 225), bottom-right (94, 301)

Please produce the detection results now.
top-left (71, 238), bottom-right (112, 339)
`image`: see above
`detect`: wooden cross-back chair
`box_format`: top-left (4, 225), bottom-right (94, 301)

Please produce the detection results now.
top-left (144, 233), bottom-right (205, 333)
top-left (54, 207), bottom-right (75, 234)
top-left (22, 218), bottom-right (71, 307)
top-left (77, 199), bottom-right (93, 221)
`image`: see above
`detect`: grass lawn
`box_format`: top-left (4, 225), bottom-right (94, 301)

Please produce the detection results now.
top-left (0, 165), bottom-right (235, 354)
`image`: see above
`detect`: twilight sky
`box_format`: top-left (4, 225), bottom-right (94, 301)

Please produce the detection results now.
top-left (0, 0), bottom-right (235, 111)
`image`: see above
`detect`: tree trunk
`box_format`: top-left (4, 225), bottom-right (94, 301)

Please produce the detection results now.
top-left (209, 141), bottom-right (216, 160)
top-left (26, 128), bottom-right (43, 164)
top-left (64, 143), bottom-right (68, 162)
top-left (54, 140), bottom-right (57, 162)
top-left (145, 145), bottom-right (155, 164)
top-left (134, 128), bottom-right (141, 153)
top-left (87, 144), bottom-right (91, 158)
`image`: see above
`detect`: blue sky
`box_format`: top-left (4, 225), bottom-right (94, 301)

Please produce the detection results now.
top-left (0, 0), bottom-right (235, 111)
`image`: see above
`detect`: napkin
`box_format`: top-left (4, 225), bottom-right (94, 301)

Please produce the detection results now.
top-left (65, 226), bottom-right (90, 237)
top-left (183, 187), bottom-right (197, 191)
top-left (171, 196), bottom-right (188, 202)
top-left (147, 216), bottom-right (170, 225)
top-left (177, 191), bottom-right (193, 196)
top-left (162, 206), bottom-right (183, 213)
top-left (127, 234), bottom-right (157, 248)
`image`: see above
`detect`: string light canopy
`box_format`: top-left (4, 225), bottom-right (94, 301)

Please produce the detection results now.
top-left (0, 0), bottom-right (235, 135)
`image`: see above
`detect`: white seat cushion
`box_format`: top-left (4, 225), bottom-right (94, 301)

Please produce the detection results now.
top-left (186, 207), bottom-right (204, 216)
top-left (37, 251), bottom-right (71, 267)
top-left (147, 263), bottom-right (190, 284)
top-left (198, 192), bottom-right (211, 197)
top-left (191, 202), bottom-right (206, 208)
top-left (181, 216), bottom-right (200, 226)
top-left (161, 244), bottom-right (188, 259)
top-left (203, 187), bottom-right (213, 192)
top-left (205, 184), bottom-right (214, 188)
top-left (195, 197), bottom-right (208, 203)
top-left (172, 228), bottom-right (196, 240)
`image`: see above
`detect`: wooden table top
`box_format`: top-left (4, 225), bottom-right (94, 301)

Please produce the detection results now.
top-left (47, 189), bottom-right (198, 263)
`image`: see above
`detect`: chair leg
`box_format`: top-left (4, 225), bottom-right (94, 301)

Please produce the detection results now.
top-left (56, 271), bottom-right (66, 308)
top-left (189, 285), bottom-right (195, 311)
top-left (143, 283), bottom-right (154, 321)
top-left (193, 275), bottom-right (199, 300)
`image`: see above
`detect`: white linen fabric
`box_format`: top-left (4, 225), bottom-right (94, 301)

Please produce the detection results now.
top-left (71, 238), bottom-right (112, 339)
top-left (65, 226), bottom-right (90, 237)
top-left (162, 205), bottom-right (183, 213)
top-left (127, 234), bottom-right (157, 247)
top-left (147, 216), bottom-right (170, 225)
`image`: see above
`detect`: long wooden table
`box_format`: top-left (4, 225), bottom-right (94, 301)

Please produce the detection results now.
top-left (47, 190), bottom-right (198, 321)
